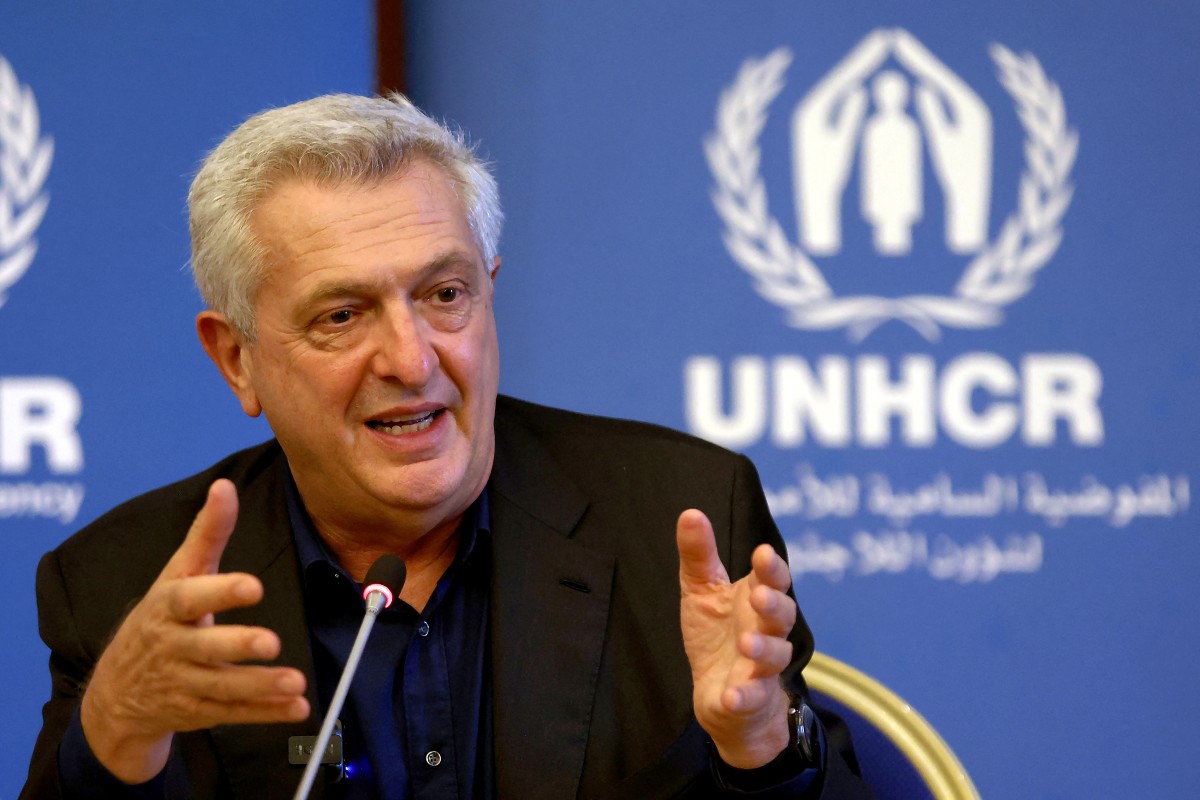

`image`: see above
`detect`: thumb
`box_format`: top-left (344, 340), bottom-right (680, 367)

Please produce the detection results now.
top-left (162, 479), bottom-right (239, 579)
top-left (677, 509), bottom-right (730, 592)
top-left (915, 85), bottom-right (949, 131)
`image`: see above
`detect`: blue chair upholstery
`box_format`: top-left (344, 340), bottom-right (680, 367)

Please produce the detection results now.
top-left (805, 652), bottom-right (980, 800)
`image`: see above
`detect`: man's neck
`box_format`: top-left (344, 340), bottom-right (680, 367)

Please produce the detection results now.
top-left (310, 510), bottom-right (466, 613)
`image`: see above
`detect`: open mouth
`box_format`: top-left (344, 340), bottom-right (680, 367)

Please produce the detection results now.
top-left (366, 409), bottom-right (443, 435)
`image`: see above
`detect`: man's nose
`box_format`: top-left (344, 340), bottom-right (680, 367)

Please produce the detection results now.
top-left (370, 305), bottom-right (438, 387)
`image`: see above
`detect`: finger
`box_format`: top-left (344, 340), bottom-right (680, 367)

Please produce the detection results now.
top-left (162, 573), bottom-right (264, 623)
top-left (916, 86), bottom-right (948, 128)
top-left (179, 694), bottom-right (311, 731)
top-left (184, 663), bottom-right (307, 705)
top-left (174, 624), bottom-right (283, 664)
top-left (750, 585), bottom-right (798, 637)
top-left (738, 632), bottom-right (794, 679)
top-left (751, 544), bottom-right (792, 592)
top-left (677, 509), bottom-right (730, 590)
top-left (162, 479), bottom-right (240, 580)
top-left (844, 31), bottom-right (890, 78)
top-left (894, 30), bottom-right (938, 71)
top-left (720, 678), bottom-right (779, 715)
top-left (839, 88), bottom-right (867, 132)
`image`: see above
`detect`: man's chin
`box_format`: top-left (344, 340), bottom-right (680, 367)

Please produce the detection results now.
top-left (365, 461), bottom-right (475, 514)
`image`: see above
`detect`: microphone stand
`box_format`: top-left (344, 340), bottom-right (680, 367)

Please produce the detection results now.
top-left (293, 555), bottom-right (404, 800)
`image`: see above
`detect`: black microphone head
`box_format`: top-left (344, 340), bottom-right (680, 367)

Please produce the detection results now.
top-left (362, 554), bottom-right (407, 608)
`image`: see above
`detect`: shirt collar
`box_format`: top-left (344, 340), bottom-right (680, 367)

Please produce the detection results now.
top-left (282, 460), bottom-right (491, 594)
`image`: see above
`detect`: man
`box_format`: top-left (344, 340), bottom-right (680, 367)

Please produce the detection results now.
top-left (22, 94), bottom-right (871, 799)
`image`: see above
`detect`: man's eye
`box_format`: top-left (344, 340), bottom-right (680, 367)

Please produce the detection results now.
top-left (326, 308), bottom-right (354, 324)
top-left (434, 287), bottom-right (461, 303)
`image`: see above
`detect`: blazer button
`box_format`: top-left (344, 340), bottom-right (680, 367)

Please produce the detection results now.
top-left (417, 620), bottom-right (430, 637)
top-left (425, 750), bottom-right (442, 767)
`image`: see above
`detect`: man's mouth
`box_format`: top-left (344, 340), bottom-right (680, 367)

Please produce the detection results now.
top-left (366, 409), bottom-right (443, 435)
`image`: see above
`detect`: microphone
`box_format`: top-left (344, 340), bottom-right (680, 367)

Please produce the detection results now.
top-left (293, 554), bottom-right (407, 800)
top-left (362, 554), bottom-right (407, 613)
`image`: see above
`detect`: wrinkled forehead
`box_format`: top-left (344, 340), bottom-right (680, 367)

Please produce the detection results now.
top-left (248, 163), bottom-right (484, 292)
top-left (250, 157), bottom-right (475, 253)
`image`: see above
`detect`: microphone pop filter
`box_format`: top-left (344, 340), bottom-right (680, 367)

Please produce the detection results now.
top-left (361, 554), bottom-right (407, 609)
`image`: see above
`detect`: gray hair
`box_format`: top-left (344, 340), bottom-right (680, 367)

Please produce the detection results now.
top-left (188, 93), bottom-right (503, 339)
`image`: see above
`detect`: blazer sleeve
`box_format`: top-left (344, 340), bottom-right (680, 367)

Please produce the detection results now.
top-left (719, 454), bottom-right (876, 799)
top-left (21, 548), bottom-right (99, 799)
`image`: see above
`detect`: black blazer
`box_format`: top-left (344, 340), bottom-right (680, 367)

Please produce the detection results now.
top-left (22, 397), bottom-right (869, 799)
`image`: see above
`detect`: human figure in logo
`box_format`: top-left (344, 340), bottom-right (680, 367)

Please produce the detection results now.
top-left (860, 71), bottom-right (923, 255)
top-left (893, 30), bottom-right (992, 254)
top-left (795, 29), bottom-right (993, 257)
top-left (792, 29), bottom-right (891, 255)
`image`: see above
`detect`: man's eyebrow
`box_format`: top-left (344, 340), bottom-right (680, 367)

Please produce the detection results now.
top-left (421, 249), bottom-right (482, 276)
top-left (299, 250), bottom-right (482, 307)
top-left (299, 278), bottom-right (385, 309)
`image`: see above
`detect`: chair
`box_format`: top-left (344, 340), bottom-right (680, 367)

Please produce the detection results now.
top-left (804, 652), bottom-right (980, 800)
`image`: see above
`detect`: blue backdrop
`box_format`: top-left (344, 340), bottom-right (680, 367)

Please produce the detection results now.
top-left (0, 4), bottom-right (371, 798)
top-left (404, 3), bottom-right (1199, 798)
top-left (2, 3), bottom-right (1197, 799)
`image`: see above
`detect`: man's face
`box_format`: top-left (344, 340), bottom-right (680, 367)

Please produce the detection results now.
top-left (232, 161), bottom-right (499, 534)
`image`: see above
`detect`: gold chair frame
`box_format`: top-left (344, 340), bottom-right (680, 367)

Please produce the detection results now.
top-left (804, 652), bottom-right (981, 800)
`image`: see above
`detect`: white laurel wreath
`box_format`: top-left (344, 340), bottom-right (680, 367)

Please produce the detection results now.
top-left (0, 57), bottom-right (53, 310)
top-left (706, 45), bottom-right (1077, 342)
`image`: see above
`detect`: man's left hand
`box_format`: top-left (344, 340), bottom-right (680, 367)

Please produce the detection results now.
top-left (677, 508), bottom-right (796, 769)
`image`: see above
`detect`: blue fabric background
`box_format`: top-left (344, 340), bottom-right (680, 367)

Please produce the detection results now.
top-left (0, 4), bottom-right (371, 798)
top-left (3, 3), bottom-right (1197, 799)
top-left (403, 3), bottom-right (1199, 798)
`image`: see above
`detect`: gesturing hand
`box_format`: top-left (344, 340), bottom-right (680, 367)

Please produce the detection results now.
top-left (80, 479), bottom-right (309, 784)
top-left (677, 509), bottom-right (796, 769)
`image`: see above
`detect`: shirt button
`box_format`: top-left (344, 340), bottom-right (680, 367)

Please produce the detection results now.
top-left (425, 750), bottom-right (442, 767)
top-left (417, 620), bottom-right (430, 637)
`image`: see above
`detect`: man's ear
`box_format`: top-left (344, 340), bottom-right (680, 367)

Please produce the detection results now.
top-left (196, 311), bottom-right (262, 418)
top-left (490, 255), bottom-right (501, 282)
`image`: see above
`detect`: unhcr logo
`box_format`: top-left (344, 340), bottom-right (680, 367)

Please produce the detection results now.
top-left (705, 29), bottom-right (1077, 341)
top-left (690, 31), bottom-right (1098, 451)
top-left (0, 56), bottom-right (52, 310)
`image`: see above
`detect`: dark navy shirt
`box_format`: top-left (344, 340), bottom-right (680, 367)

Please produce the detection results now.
top-left (285, 469), bottom-right (494, 800)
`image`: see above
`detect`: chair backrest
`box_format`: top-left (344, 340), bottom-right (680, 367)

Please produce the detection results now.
top-left (804, 652), bottom-right (980, 800)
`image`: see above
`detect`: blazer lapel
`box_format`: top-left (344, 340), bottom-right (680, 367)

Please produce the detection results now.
top-left (207, 451), bottom-right (327, 799)
top-left (488, 412), bottom-right (616, 800)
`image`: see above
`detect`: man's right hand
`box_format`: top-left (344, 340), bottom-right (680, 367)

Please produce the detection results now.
top-left (79, 479), bottom-right (310, 784)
